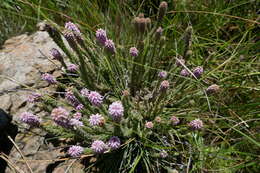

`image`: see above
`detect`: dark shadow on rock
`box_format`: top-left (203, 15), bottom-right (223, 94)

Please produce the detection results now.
top-left (0, 109), bottom-right (18, 173)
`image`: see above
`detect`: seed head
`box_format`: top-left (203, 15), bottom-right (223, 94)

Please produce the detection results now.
top-left (206, 84), bottom-right (220, 94)
top-left (158, 1), bottom-right (168, 22)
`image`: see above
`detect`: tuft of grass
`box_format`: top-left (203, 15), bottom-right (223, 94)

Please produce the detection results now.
top-left (1, 0), bottom-right (259, 172)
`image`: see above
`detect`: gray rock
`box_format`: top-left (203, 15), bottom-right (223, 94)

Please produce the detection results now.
top-left (0, 31), bottom-right (81, 172)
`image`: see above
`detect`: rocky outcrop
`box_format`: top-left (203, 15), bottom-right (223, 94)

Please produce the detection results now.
top-left (0, 32), bottom-right (82, 173)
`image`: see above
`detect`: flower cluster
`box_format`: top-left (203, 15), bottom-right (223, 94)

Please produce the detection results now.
top-left (41, 73), bottom-right (56, 84)
top-left (19, 112), bottom-right (40, 127)
top-left (89, 113), bottom-right (105, 126)
top-left (188, 119), bottom-right (204, 130)
top-left (108, 101), bottom-right (124, 121)
top-left (68, 145), bottom-right (84, 157)
top-left (96, 29), bottom-right (116, 53)
top-left (27, 93), bottom-right (42, 103)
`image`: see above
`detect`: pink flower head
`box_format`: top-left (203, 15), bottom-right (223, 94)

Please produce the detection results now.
top-left (87, 91), bottom-right (103, 106)
top-left (145, 121), bottom-right (154, 129)
top-left (105, 39), bottom-right (116, 54)
top-left (158, 71), bottom-right (167, 78)
top-left (68, 145), bottom-right (83, 157)
top-left (19, 112), bottom-right (40, 127)
top-left (80, 88), bottom-right (89, 97)
top-left (73, 112), bottom-right (82, 120)
top-left (96, 28), bottom-right (107, 46)
top-left (188, 119), bottom-right (203, 130)
top-left (69, 118), bottom-right (83, 128)
top-left (65, 21), bottom-right (81, 34)
top-left (41, 73), bottom-right (57, 84)
top-left (180, 69), bottom-right (190, 77)
top-left (88, 114), bottom-right (105, 126)
top-left (107, 136), bottom-right (121, 150)
top-left (193, 66), bottom-right (203, 78)
top-left (170, 116), bottom-right (180, 125)
top-left (108, 101), bottom-right (124, 121)
top-left (75, 104), bottom-right (84, 110)
top-left (91, 140), bottom-right (108, 154)
top-left (129, 47), bottom-right (139, 57)
top-left (67, 64), bottom-right (78, 72)
top-left (27, 93), bottom-right (42, 103)
top-left (50, 48), bottom-right (63, 61)
top-left (160, 80), bottom-right (169, 91)
top-left (51, 107), bottom-right (70, 127)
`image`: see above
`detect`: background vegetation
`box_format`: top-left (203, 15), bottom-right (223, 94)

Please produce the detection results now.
top-left (0, 0), bottom-right (259, 172)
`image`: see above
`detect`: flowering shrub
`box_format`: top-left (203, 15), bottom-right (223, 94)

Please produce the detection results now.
top-left (18, 1), bottom-right (225, 172)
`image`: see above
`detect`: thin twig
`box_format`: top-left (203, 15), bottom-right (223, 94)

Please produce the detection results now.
top-left (7, 135), bottom-right (34, 173)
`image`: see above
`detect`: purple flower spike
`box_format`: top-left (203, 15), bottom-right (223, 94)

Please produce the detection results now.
top-left (20, 112), bottom-right (40, 127)
top-left (96, 28), bottom-right (107, 46)
top-left (193, 66), bottom-right (203, 78)
top-left (91, 140), bottom-right (108, 154)
top-left (65, 21), bottom-right (81, 34)
top-left (145, 121), bottom-right (154, 129)
top-left (170, 116), bottom-right (180, 125)
top-left (129, 47), bottom-right (139, 57)
top-left (51, 107), bottom-right (70, 127)
top-left (87, 91), bottom-right (103, 107)
top-left (50, 48), bottom-right (63, 61)
top-left (27, 93), bottom-right (42, 103)
top-left (76, 104), bottom-right (84, 110)
top-left (67, 64), bottom-right (78, 72)
top-left (188, 119), bottom-right (203, 130)
top-left (65, 90), bottom-right (82, 109)
top-left (41, 73), bottom-right (57, 84)
top-left (89, 114), bottom-right (105, 126)
top-left (107, 136), bottom-right (121, 150)
top-left (108, 101), bottom-right (124, 121)
top-left (180, 69), bottom-right (190, 77)
top-left (68, 145), bottom-right (84, 157)
top-left (105, 39), bottom-right (116, 54)
top-left (160, 80), bottom-right (170, 91)
top-left (158, 71), bottom-right (167, 78)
